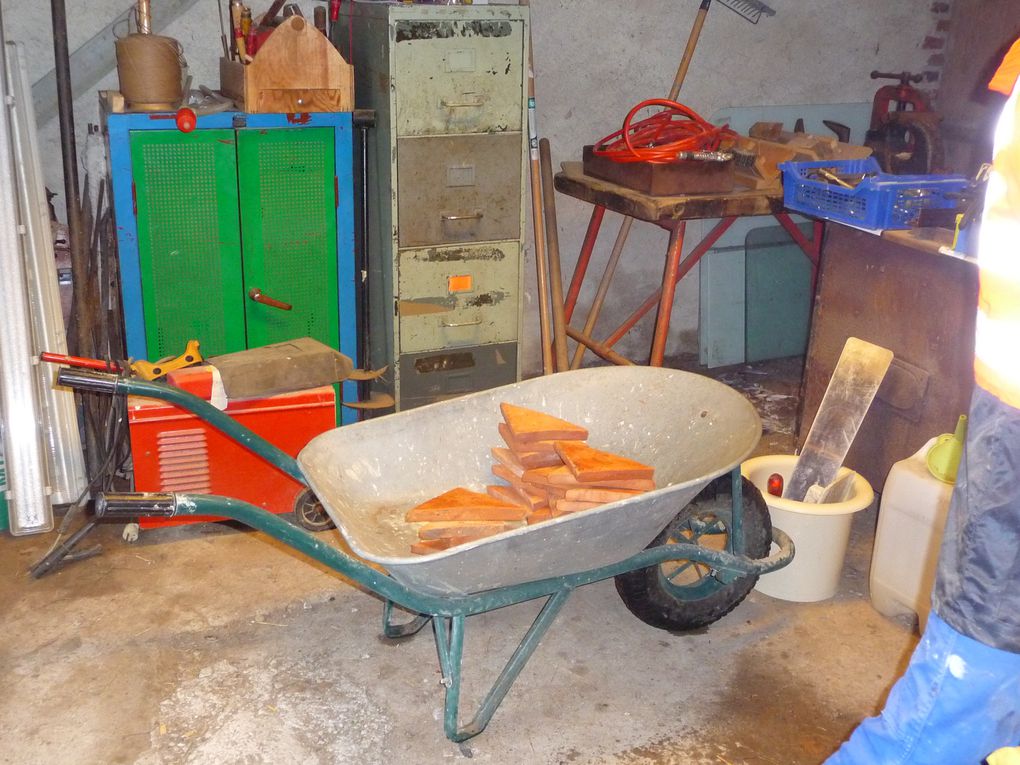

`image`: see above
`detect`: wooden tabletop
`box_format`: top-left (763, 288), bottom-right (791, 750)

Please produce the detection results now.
top-left (554, 162), bottom-right (786, 224)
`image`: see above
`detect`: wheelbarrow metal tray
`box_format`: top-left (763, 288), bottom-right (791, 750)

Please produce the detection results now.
top-left (299, 367), bottom-right (761, 596)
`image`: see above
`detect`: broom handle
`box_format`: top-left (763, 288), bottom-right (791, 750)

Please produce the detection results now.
top-left (540, 138), bottom-right (571, 373)
top-left (521, 0), bottom-right (554, 375)
top-left (669, 0), bottom-right (712, 100)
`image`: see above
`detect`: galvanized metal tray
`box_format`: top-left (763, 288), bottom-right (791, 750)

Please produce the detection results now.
top-left (299, 366), bottom-right (761, 596)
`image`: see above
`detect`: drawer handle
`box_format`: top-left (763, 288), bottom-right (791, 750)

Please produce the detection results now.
top-left (441, 94), bottom-right (486, 108)
top-left (441, 317), bottom-right (483, 328)
top-left (248, 287), bottom-right (292, 311)
top-left (441, 211), bottom-right (484, 222)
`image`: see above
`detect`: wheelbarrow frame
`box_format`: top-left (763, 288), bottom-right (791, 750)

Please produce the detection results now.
top-left (60, 369), bottom-right (794, 742)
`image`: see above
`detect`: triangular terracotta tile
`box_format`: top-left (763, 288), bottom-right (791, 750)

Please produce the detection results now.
top-left (554, 441), bottom-right (655, 482)
top-left (500, 403), bottom-right (588, 443)
top-left (406, 487), bottom-right (528, 522)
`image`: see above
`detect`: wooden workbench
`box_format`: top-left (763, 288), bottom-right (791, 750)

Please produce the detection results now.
top-left (554, 162), bottom-right (785, 222)
top-left (553, 163), bottom-right (820, 366)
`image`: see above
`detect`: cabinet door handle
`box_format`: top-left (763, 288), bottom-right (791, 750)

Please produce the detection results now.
top-left (441, 94), bottom-right (486, 108)
top-left (441, 317), bottom-right (483, 328)
top-left (248, 287), bottom-right (292, 311)
top-left (441, 211), bottom-right (484, 222)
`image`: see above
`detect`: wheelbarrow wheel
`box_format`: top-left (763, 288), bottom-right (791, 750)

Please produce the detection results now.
top-left (614, 475), bottom-right (771, 632)
top-left (292, 489), bottom-right (336, 532)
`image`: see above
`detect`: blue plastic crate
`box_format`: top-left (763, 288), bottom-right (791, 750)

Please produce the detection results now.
top-left (779, 157), bottom-right (969, 231)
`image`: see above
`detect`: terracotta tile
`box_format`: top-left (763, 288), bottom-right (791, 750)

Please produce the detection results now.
top-left (406, 487), bottom-right (528, 522)
top-left (492, 465), bottom-right (553, 508)
top-left (526, 508), bottom-right (556, 525)
top-left (498, 423), bottom-right (559, 455)
top-left (490, 447), bottom-right (525, 477)
top-left (410, 533), bottom-right (493, 555)
top-left (522, 464), bottom-right (582, 487)
top-left (554, 441), bottom-right (655, 482)
top-left (417, 520), bottom-right (523, 540)
top-left (553, 499), bottom-right (604, 514)
top-left (486, 484), bottom-right (529, 508)
top-left (500, 403), bottom-right (588, 443)
top-left (410, 538), bottom-right (456, 555)
top-left (516, 449), bottom-right (564, 469)
top-left (563, 487), bottom-right (644, 503)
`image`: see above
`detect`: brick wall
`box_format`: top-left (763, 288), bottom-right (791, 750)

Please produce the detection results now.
top-left (922, 0), bottom-right (953, 105)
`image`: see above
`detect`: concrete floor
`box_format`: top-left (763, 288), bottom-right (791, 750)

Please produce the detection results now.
top-left (0, 359), bottom-right (919, 764)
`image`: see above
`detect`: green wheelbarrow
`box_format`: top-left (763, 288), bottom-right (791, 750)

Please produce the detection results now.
top-left (58, 365), bottom-right (794, 742)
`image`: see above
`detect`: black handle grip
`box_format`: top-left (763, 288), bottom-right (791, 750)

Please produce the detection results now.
top-left (56, 368), bottom-right (122, 394)
top-left (95, 493), bottom-right (177, 519)
top-left (871, 70), bottom-right (924, 84)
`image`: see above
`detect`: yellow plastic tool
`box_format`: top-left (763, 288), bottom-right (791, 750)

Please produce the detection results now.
top-left (132, 340), bottom-right (202, 381)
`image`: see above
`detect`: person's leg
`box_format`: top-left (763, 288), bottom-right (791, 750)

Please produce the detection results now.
top-left (825, 611), bottom-right (1020, 765)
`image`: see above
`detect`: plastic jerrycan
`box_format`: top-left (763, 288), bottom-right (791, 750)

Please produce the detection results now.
top-left (869, 417), bottom-right (966, 630)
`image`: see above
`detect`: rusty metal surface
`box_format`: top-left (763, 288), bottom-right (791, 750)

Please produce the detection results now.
top-left (554, 161), bottom-right (783, 223)
top-left (397, 133), bottom-right (523, 247)
top-left (397, 242), bottom-right (519, 354)
top-left (797, 224), bottom-right (978, 491)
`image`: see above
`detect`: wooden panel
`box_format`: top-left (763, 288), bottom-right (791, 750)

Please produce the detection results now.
top-left (219, 16), bottom-right (353, 113)
top-left (798, 224), bottom-right (978, 491)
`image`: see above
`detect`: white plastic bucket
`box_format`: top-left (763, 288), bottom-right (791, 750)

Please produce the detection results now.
top-left (742, 454), bottom-right (875, 602)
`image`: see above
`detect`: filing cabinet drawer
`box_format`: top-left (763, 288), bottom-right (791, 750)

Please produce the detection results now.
top-left (398, 342), bottom-right (518, 410)
top-left (397, 133), bottom-right (522, 248)
top-left (398, 242), bottom-right (519, 354)
top-left (393, 18), bottom-right (524, 136)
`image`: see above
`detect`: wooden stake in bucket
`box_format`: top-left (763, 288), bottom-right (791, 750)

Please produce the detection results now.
top-left (115, 33), bottom-right (184, 110)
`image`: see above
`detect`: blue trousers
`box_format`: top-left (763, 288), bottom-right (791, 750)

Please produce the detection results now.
top-left (825, 611), bottom-right (1020, 764)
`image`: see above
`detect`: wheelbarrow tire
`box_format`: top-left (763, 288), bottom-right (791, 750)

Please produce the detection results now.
top-left (292, 489), bottom-right (336, 532)
top-left (614, 475), bottom-right (771, 632)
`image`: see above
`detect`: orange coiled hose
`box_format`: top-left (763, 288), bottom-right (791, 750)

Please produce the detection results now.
top-left (593, 98), bottom-right (735, 164)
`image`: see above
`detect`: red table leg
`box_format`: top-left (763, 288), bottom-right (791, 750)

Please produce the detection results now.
top-left (564, 205), bottom-right (606, 322)
top-left (649, 222), bottom-right (686, 366)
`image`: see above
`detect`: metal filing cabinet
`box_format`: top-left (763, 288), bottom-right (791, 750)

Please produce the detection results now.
top-left (106, 110), bottom-right (359, 423)
top-left (336, 4), bottom-right (528, 410)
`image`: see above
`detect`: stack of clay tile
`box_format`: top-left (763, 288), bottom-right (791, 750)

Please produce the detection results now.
top-left (406, 404), bottom-right (655, 555)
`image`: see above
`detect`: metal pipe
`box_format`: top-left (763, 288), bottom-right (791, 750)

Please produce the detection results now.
top-left (50, 0), bottom-right (91, 359)
top-left (137, 0), bottom-right (152, 33)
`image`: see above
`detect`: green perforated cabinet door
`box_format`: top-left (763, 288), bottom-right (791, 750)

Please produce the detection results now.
top-left (236, 128), bottom-right (339, 349)
top-left (130, 129), bottom-right (245, 359)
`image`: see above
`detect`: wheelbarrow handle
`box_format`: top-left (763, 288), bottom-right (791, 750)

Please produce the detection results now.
top-left (57, 368), bottom-right (122, 393)
top-left (96, 492), bottom-right (177, 518)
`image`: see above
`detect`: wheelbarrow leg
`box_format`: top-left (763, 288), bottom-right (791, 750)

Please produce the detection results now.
top-left (729, 466), bottom-right (745, 556)
top-left (382, 600), bottom-right (432, 639)
top-left (433, 588), bottom-right (573, 742)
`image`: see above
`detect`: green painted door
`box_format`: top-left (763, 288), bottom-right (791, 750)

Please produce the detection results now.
top-left (236, 128), bottom-right (339, 349)
top-left (130, 129), bottom-right (245, 359)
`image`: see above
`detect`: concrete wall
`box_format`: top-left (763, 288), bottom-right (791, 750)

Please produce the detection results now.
top-left (5, 0), bottom-right (940, 373)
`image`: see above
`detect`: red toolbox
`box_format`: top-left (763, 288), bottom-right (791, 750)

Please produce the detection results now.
top-left (128, 366), bottom-right (336, 529)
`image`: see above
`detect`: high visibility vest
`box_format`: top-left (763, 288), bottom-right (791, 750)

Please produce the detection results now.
top-left (975, 45), bottom-right (1020, 410)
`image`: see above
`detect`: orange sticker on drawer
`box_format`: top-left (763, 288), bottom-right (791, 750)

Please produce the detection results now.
top-left (448, 274), bottom-right (473, 293)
